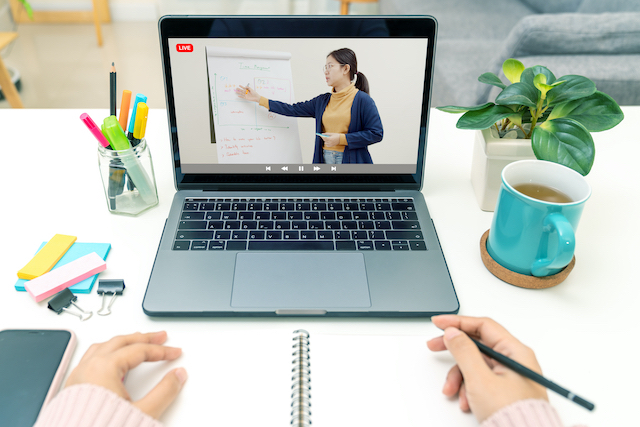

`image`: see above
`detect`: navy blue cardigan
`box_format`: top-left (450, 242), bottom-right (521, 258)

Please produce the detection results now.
top-left (267, 91), bottom-right (383, 164)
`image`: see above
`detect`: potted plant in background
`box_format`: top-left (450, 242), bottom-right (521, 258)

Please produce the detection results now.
top-left (438, 59), bottom-right (624, 211)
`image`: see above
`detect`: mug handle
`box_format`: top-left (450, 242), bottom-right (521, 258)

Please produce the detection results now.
top-left (531, 213), bottom-right (575, 277)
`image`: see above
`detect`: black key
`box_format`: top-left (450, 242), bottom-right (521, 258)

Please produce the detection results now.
top-left (371, 212), bottom-right (386, 220)
top-left (375, 241), bottom-right (392, 250)
top-left (241, 221), bottom-right (258, 230)
top-left (409, 241), bottom-right (427, 250)
top-left (301, 231), bottom-right (317, 239)
top-left (392, 202), bottom-right (415, 211)
top-left (280, 202), bottom-right (294, 211)
top-left (357, 241), bottom-right (374, 250)
top-left (249, 231), bottom-right (265, 240)
top-left (318, 231), bottom-right (334, 240)
top-left (255, 211), bottom-right (271, 220)
top-left (201, 202), bottom-right (215, 211)
top-left (266, 230), bottom-right (282, 239)
top-left (359, 202), bottom-right (375, 211)
top-left (178, 221), bottom-right (207, 230)
top-left (376, 202), bottom-right (391, 211)
top-left (181, 212), bottom-right (205, 220)
top-left (238, 211), bottom-right (254, 220)
top-left (352, 231), bottom-right (368, 239)
top-left (183, 202), bottom-right (199, 211)
top-left (386, 212), bottom-right (402, 220)
top-left (328, 202), bottom-right (343, 211)
top-left (272, 212), bottom-right (287, 220)
top-left (215, 231), bottom-right (231, 240)
top-left (304, 212), bottom-right (320, 220)
top-left (336, 241), bottom-right (356, 250)
top-left (392, 241), bottom-right (410, 250)
top-left (309, 221), bottom-right (324, 230)
top-left (216, 202), bottom-right (231, 210)
top-left (352, 211), bottom-right (369, 220)
top-left (225, 221), bottom-right (240, 230)
top-left (232, 231), bottom-right (248, 240)
top-left (375, 221), bottom-right (392, 229)
top-left (288, 212), bottom-right (303, 220)
top-left (292, 221), bottom-right (307, 230)
top-left (325, 221), bottom-right (341, 230)
top-left (247, 202), bottom-right (263, 210)
top-left (284, 231), bottom-right (300, 240)
top-left (205, 211), bottom-right (222, 220)
top-left (175, 231), bottom-right (213, 240)
top-left (336, 211), bottom-right (352, 220)
top-left (222, 212), bottom-right (238, 220)
top-left (392, 220), bottom-right (421, 230)
top-left (173, 241), bottom-right (191, 250)
top-left (321, 211), bottom-right (336, 220)
top-left (191, 240), bottom-right (208, 250)
top-left (312, 202), bottom-right (327, 210)
top-left (335, 231), bottom-right (351, 240)
top-left (208, 221), bottom-right (224, 230)
top-left (344, 202), bottom-right (359, 211)
top-left (226, 241), bottom-right (247, 250)
top-left (259, 221), bottom-right (274, 230)
top-left (275, 221), bottom-right (291, 230)
top-left (248, 241), bottom-right (334, 250)
top-left (296, 202), bottom-right (311, 211)
top-left (386, 231), bottom-right (424, 240)
top-left (208, 241), bottom-right (225, 250)
top-left (402, 211), bottom-right (419, 220)
top-left (264, 202), bottom-right (279, 211)
top-left (342, 221), bottom-right (357, 230)
top-left (359, 221), bottom-right (375, 229)
top-left (232, 202), bottom-right (247, 210)
top-left (369, 231), bottom-right (385, 240)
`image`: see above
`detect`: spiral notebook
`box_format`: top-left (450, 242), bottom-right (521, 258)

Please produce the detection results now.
top-left (145, 329), bottom-right (477, 426)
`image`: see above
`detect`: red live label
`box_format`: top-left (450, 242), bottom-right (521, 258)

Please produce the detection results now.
top-left (176, 44), bottom-right (193, 52)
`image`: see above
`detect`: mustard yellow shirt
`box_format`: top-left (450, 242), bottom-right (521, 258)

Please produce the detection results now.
top-left (321, 83), bottom-right (358, 152)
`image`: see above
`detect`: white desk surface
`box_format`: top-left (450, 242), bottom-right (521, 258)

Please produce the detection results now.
top-left (1, 108), bottom-right (638, 426)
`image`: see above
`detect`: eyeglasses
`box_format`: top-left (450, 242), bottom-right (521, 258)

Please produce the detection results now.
top-left (323, 63), bottom-right (344, 73)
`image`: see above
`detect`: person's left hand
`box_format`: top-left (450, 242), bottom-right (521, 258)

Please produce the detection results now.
top-left (320, 133), bottom-right (342, 147)
top-left (65, 331), bottom-right (187, 420)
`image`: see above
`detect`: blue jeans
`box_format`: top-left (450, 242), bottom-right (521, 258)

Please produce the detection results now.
top-left (323, 149), bottom-right (344, 164)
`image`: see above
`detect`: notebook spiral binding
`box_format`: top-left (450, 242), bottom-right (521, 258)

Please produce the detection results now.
top-left (291, 329), bottom-right (311, 426)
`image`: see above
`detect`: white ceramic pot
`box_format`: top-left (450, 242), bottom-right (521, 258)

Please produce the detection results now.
top-left (470, 128), bottom-right (536, 211)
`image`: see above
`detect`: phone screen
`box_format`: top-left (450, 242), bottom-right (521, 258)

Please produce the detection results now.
top-left (0, 330), bottom-right (73, 427)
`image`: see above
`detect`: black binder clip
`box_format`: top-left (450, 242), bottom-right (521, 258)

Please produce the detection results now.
top-left (97, 279), bottom-right (125, 316)
top-left (48, 288), bottom-right (93, 321)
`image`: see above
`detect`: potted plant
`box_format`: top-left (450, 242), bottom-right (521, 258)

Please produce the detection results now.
top-left (437, 58), bottom-right (624, 211)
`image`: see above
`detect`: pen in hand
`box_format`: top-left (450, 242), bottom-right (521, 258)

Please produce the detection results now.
top-left (471, 338), bottom-right (595, 411)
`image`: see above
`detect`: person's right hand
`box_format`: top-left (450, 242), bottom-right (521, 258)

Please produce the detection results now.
top-left (427, 315), bottom-right (548, 423)
top-left (235, 85), bottom-right (261, 103)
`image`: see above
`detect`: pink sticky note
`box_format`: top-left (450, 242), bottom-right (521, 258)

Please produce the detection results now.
top-left (25, 252), bottom-right (107, 302)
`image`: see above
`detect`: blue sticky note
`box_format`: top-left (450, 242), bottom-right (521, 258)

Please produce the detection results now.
top-left (15, 242), bottom-right (111, 294)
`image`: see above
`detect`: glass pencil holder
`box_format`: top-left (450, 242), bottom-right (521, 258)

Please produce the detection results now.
top-left (97, 139), bottom-right (159, 216)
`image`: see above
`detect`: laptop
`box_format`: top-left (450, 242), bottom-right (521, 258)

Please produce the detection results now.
top-left (143, 15), bottom-right (459, 317)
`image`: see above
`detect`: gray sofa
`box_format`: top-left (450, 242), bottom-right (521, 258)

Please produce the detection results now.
top-left (380, 0), bottom-right (640, 107)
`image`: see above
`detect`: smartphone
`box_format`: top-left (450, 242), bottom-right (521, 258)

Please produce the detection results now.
top-left (0, 329), bottom-right (76, 427)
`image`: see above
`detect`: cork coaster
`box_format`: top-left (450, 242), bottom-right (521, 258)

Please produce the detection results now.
top-left (480, 230), bottom-right (575, 289)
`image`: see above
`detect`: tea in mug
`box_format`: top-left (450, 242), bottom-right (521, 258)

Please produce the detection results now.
top-left (513, 183), bottom-right (573, 203)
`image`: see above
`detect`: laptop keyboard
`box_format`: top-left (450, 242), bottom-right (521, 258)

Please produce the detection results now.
top-left (173, 198), bottom-right (426, 251)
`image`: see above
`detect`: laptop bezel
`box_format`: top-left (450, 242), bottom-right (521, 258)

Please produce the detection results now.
top-left (158, 15), bottom-right (437, 192)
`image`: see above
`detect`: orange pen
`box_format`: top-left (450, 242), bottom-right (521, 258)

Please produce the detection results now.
top-left (118, 90), bottom-right (132, 131)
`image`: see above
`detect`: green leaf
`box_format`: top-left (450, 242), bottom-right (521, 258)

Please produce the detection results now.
top-left (547, 91), bottom-right (624, 132)
top-left (503, 59), bottom-right (525, 84)
top-left (478, 73), bottom-right (506, 89)
top-left (455, 104), bottom-right (514, 130)
top-left (436, 102), bottom-right (493, 114)
top-left (495, 82), bottom-right (539, 108)
top-left (521, 66), bottom-right (556, 88)
top-left (546, 75), bottom-right (596, 106)
top-left (532, 118), bottom-right (595, 175)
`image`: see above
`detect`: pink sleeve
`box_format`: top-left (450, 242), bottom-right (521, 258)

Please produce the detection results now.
top-left (34, 384), bottom-right (163, 427)
top-left (481, 399), bottom-right (587, 427)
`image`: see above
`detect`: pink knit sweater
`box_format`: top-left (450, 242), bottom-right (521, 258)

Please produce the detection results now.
top-left (35, 385), bottom-right (585, 427)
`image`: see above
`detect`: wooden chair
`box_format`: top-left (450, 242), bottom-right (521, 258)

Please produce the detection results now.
top-left (9, 0), bottom-right (110, 46)
top-left (0, 32), bottom-right (23, 108)
top-left (336, 0), bottom-right (378, 15)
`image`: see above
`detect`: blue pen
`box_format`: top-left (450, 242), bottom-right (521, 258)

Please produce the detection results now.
top-left (127, 93), bottom-right (147, 141)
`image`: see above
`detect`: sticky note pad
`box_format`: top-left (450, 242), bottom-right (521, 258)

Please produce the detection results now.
top-left (18, 234), bottom-right (77, 280)
top-left (25, 252), bottom-right (107, 302)
top-left (15, 242), bottom-right (110, 293)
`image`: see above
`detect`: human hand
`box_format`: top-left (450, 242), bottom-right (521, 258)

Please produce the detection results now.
top-left (320, 133), bottom-right (342, 147)
top-left (235, 85), bottom-right (260, 103)
top-left (427, 315), bottom-right (547, 423)
top-left (65, 331), bottom-right (187, 420)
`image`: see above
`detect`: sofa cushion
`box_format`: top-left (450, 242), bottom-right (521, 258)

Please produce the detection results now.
top-left (519, 0), bottom-right (583, 14)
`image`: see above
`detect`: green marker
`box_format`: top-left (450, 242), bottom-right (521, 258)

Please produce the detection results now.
top-left (103, 115), bottom-right (131, 151)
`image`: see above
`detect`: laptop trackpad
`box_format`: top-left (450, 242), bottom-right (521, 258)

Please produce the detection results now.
top-left (231, 253), bottom-right (371, 308)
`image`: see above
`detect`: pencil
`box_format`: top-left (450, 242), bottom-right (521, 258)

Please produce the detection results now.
top-left (471, 338), bottom-right (595, 411)
top-left (245, 83), bottom-right (250, 94)
top-left (110, 62), bottom-right (116, 116)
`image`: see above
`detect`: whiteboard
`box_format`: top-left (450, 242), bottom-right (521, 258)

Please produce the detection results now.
top-left (206, 47), bottom-right (302, 164)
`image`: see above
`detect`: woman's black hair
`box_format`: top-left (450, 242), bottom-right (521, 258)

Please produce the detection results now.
top-left (327, 48), bottom-right (370, 94)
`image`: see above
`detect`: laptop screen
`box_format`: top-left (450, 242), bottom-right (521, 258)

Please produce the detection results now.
top-left (159, 16), bottom-right (436, 190)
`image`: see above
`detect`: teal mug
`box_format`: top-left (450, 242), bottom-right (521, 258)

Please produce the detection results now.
top-left (487, 160), bottom-right (591, 277)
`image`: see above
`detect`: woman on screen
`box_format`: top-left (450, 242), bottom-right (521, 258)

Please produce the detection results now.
top-left (235, 48), bottom-right (383, 164)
